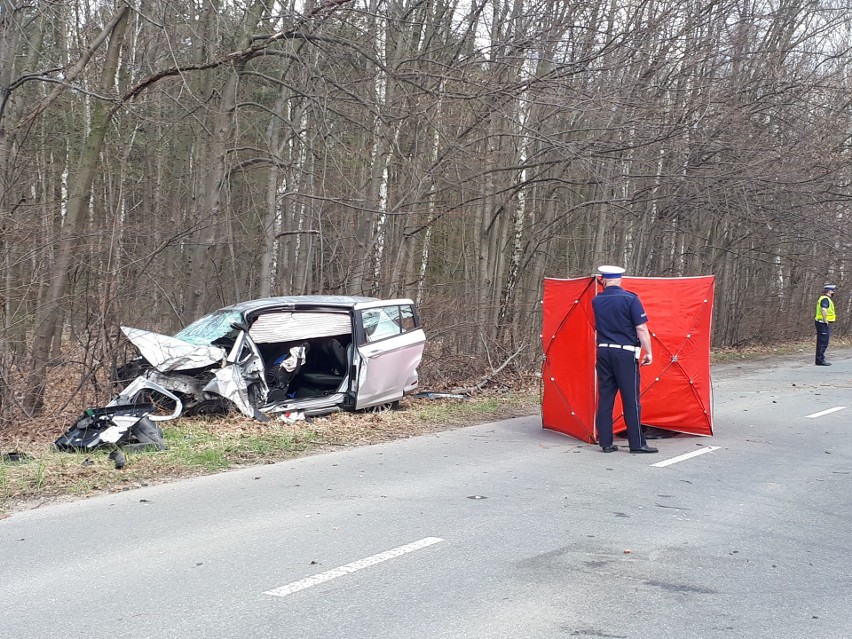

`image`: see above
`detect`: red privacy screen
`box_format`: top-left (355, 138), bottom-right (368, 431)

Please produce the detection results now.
top-left (541, 275), bottom-right (714, 443)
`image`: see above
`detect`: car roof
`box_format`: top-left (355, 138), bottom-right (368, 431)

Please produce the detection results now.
top-left (221, 295), bottom-right (380, 314)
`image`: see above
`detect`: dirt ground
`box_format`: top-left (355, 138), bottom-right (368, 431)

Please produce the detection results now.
top-left (0, 388), bottom-right (542, 516)
top-left (0, 386), bottom-right (541, 452)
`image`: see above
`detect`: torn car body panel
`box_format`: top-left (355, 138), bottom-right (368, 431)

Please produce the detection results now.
top-left (119, 324), bottom-right (268, 419)
top-left (203, 364), bottom-right (267, 420)
top-left (121, 327), bottom-right (226, 371)
top-left (108, 378), bottom-right (183, 420)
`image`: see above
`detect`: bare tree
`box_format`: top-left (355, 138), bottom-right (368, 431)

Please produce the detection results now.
top-left (2, 0), bottom-right (852, 423)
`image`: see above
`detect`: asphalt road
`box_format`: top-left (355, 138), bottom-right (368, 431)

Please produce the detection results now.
top-left (2, 350), bottom-right (851, 639)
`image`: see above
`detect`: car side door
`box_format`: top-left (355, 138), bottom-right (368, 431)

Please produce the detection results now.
top-left (353, 300), bottom-right (426, 409)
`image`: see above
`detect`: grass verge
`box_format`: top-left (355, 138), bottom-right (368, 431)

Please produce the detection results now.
top-left (0, 390), bottom-right (539, 516)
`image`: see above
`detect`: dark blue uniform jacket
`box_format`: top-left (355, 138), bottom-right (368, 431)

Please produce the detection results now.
top-left (592, 286), bottom-right (648, 345)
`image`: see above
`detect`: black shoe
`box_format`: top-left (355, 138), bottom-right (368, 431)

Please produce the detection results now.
top-left (816, 361), bottom-right (832, 366)
top-left (601, 445), bottom-right (619, 453)
top-left (630, 445), bottom-right (658, 453)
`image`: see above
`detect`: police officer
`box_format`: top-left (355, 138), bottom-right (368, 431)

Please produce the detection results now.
top-left (592, 265), bottom-right (657, 453)
top-left (815, 283), bottom-right (837, 366)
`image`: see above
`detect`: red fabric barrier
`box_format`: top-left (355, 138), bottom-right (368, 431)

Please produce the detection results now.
top-left (541, 277), bottom-right (598, 442)
top-left (542, 275), bottom-right (714, 442)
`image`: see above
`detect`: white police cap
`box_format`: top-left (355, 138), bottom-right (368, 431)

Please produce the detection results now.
top-left (824, 283), bottom-right (837, 291)
top-left (598, 265), bottom-right (626, 279)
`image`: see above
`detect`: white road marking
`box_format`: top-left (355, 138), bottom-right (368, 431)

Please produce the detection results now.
top-left (651, 446), bottom-right (720, 468)
top-left (806, 406), bottom-right (846, 419)
top-left (264, 537), bottom-right (444, 598)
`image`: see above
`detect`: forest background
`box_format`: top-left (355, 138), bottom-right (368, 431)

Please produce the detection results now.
top-left (1, 0), bottom-right (849, 431)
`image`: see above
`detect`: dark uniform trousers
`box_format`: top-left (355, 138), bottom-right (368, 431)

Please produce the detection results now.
top-left (595, 347), bottom-right (646, 450)
top-left (815, 321), bottom-right (831, 364)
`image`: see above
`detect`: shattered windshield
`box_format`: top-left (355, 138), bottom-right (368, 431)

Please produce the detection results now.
top-left (174, 310), bottom-right (244, 346)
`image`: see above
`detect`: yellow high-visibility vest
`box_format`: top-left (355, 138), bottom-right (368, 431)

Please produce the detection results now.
top-left (815, 295), bottom-right (836, 322)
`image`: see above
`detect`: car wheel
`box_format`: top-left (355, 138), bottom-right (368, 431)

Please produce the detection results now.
top-left (366, 400), bottom-right (400, 413)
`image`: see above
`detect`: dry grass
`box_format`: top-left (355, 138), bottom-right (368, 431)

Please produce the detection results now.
top-left (0, 389), bottom-right (540, 516)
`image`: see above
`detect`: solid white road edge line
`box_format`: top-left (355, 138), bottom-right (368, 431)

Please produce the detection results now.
top-left (806, 406), bottom-right (846, 419)
top-left (264, 537), bottom-right (444, 598)
top-left (651, 446), bottom-right (720, 468)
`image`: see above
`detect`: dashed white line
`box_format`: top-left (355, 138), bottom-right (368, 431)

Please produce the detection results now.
top-left (264, 537), bottom-right (444, 598)
top-left (651, 446), bottom-right (720, 468)
top-left (806, 406), bottom-right (846, 419)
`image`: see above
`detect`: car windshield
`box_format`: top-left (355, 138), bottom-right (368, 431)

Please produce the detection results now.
top-left (174, 309), bottom-right (244, 346)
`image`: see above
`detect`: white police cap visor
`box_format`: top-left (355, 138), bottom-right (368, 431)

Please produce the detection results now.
top-left (598, 265), bottom-right (626, 279)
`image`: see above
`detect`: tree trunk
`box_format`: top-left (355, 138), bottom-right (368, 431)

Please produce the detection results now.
top-left (183, 2), bottom-right (263, 317)
top-left (24, 6), bottom-right (130, 414)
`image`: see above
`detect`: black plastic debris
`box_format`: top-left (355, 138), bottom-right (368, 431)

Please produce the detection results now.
top-left (54, 404), bottom-right (168, 453)
top-left (1, 451), bottom-right (31, 464)
top-left (108, 450), bottom-right (126, 470)
top-left (642, 425), bottom-right (680, 439)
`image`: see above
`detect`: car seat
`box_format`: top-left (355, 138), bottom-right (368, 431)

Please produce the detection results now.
top-left (299, 338), bottom-right (348, 389)
top-left (266, 342), bottom-right (309, 401)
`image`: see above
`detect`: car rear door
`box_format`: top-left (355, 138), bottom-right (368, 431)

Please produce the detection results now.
top-left (353, 299), bottom-right (425, 409)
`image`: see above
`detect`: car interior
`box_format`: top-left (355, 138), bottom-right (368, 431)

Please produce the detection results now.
top-left (258, 334), bottom-right (353, 403)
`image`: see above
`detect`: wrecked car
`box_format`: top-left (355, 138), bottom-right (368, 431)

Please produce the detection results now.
top-left (113, 296), bottom-right (426, 421)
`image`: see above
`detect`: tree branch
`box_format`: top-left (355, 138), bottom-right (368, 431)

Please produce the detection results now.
top-left (450, 346), bottom-right (525, 394)
top-left (15, 6), bottom-right (131, 131)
